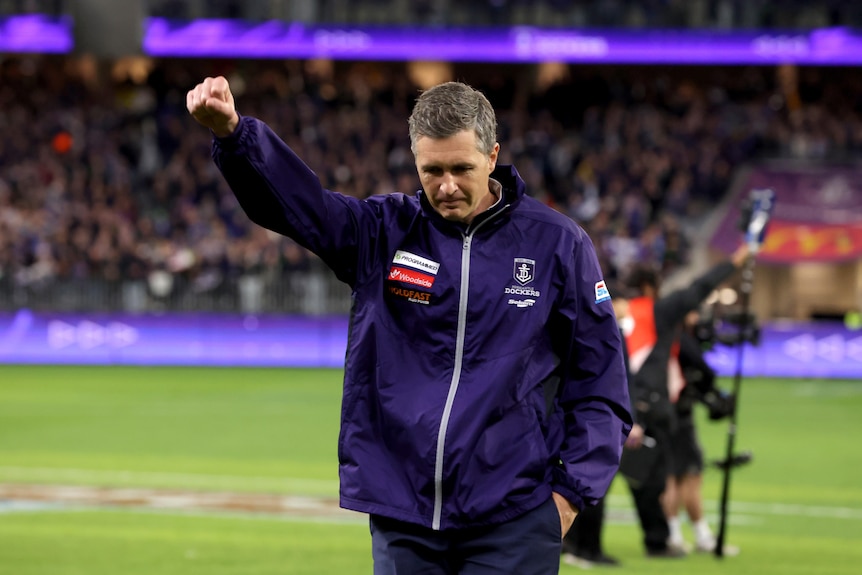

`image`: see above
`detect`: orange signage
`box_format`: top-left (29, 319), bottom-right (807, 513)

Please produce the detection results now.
top-left (759, 221), bottom-right (862, 262)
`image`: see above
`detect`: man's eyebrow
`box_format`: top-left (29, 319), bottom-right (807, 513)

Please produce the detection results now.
top-left (419, 161), bottom-right (475, 171)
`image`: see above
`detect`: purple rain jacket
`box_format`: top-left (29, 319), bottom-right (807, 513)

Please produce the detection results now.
top-left (212, 116), bottom-right (632, 531)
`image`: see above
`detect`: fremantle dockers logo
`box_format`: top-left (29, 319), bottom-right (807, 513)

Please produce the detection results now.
top-left (513, 258), bottom-right (535, 285)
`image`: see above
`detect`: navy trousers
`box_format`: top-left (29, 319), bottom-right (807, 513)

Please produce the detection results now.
top-left (370, 497), bottom-right (563, 575)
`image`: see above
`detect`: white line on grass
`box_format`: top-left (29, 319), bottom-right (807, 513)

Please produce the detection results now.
top-left (0, 503), bottom-right (369, 525)
top-left (724, 501), bottom-right (862, 520)
top-left (0, 500), bottom-right (65, 513)
top-left (0, 467), bottom-right (339, 494)
top-left (121, 506), bottom-right (370, 525)
top-left (3, 469), bottom-right (862, 523)
top-left (792, 382), bottom-right (862, 397)
top-left (606, 495), bottom-right (862, 521)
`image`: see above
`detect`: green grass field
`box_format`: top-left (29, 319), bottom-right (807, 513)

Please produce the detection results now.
top-left (1, 365), bottom-right (861, 574)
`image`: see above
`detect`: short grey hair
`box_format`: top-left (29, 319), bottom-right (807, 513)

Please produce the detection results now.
top-left (408, 82), bottom-right (497, 156)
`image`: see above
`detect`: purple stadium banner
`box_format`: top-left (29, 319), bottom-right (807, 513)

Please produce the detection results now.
top-left (711, 164), bottom-right (862, 263)
top-left (143, 19), bottom-right (862, 64)
top-left (1, 310), bottom-right (861, 378)
top-left (0, 14), bottom-right (73, 54)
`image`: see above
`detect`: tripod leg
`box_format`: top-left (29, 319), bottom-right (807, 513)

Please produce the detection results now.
top-left (715, 255), bottom-right (755, 557)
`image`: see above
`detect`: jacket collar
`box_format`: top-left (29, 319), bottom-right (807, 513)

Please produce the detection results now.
top-left (491, 164), bottom-right (527, 205)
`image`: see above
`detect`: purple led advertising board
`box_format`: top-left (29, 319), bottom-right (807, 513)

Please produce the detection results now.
top-left (0, 14), bottom-right (73, 54)
top-left (0, 310), bottom-right (348, 368)
top-left (703, 321), bottom-right (862, 379)
top-left (143, 19), bottom-right (862, 65)
top-left (1, 310), bottom-right (861, 378)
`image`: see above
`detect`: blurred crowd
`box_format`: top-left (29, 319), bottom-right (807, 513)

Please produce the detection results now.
top-left (1, 56), bottom-right (861, 311)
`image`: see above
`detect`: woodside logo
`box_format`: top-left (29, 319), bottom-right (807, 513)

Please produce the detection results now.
top-left (388, 266), bottom-right (435, 288)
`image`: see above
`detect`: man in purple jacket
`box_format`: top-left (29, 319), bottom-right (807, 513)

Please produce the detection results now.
top-left (187, 76), bottom-right (632, 574)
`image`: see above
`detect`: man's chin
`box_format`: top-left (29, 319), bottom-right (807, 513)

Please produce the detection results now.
top-left (439, 208), bottom-right (468, 223)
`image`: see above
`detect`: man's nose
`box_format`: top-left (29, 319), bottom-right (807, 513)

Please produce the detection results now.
top-left (439, 173), bottom-right (458, 196)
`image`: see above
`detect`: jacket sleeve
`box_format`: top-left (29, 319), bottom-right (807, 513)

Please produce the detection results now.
top-left (212, 115), bottom-right (379, 286)
top-left (549, 231), bottom-right (633, 511)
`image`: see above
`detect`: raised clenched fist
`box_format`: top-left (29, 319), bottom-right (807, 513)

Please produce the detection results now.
top-left (186, 76), bottom-right (239, 138)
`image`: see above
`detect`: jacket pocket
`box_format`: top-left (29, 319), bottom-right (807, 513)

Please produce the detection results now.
top-left (453, 397), bottom-right (550, 519)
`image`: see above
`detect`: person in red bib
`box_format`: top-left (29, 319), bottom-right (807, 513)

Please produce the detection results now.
top-left (619, 244), bottom-right (750, 557)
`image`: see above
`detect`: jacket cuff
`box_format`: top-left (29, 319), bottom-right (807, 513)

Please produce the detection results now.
top-left (550, 467), bottom-right (587, 512)
top-left (212, 114), bottom-right (247, 149)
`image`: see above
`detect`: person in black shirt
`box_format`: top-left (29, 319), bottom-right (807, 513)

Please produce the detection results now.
top-left (619, 244), bottom-right (749, 557)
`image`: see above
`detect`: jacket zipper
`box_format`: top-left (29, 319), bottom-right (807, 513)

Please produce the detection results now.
top-left (432, 205), bottom-right (508, 530)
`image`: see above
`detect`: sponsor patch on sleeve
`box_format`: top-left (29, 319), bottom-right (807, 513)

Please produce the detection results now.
top-left (392, 250), bottom-right (440, 275)
top-left (388, 286), bottom-right (432, 305)
top-left (388, 266), bottom-right (435, 289)
top-left (595, 280), bottom-right (611, 303)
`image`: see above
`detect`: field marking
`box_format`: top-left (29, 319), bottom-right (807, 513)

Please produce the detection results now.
top-left (0, 467), bottom-right (339, 494)
top-left (605, 495), bottom-right (862, 521)
top-left (720, 501), bottom-right (862, 520)
top-left (0, 483), bottom-right (355, 520)
top-left (104, 506), bottom-right (369, 526)
top-left (792, 382), bottom-right (862, 398)
top-left (0, 499), bottom-right (757, 528)
top-left (0, 500), bottom-right (65, 513)
top-left (0, 503), bottom-right (369, 526)
top-left (3, 469), bottom-right (861, 522)
top-left (2, 483), bottom-right (862, 524)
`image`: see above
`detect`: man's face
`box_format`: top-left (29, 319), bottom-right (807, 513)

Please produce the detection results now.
top-left (414, 130), bottom-right (499, 224)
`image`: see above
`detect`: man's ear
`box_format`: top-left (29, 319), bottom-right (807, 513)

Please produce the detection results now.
top-left (488, 142), bottom-right (500, 172)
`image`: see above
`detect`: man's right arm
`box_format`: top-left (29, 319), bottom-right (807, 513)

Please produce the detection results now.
top-left (187, 76), bottom-right (379, 286)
